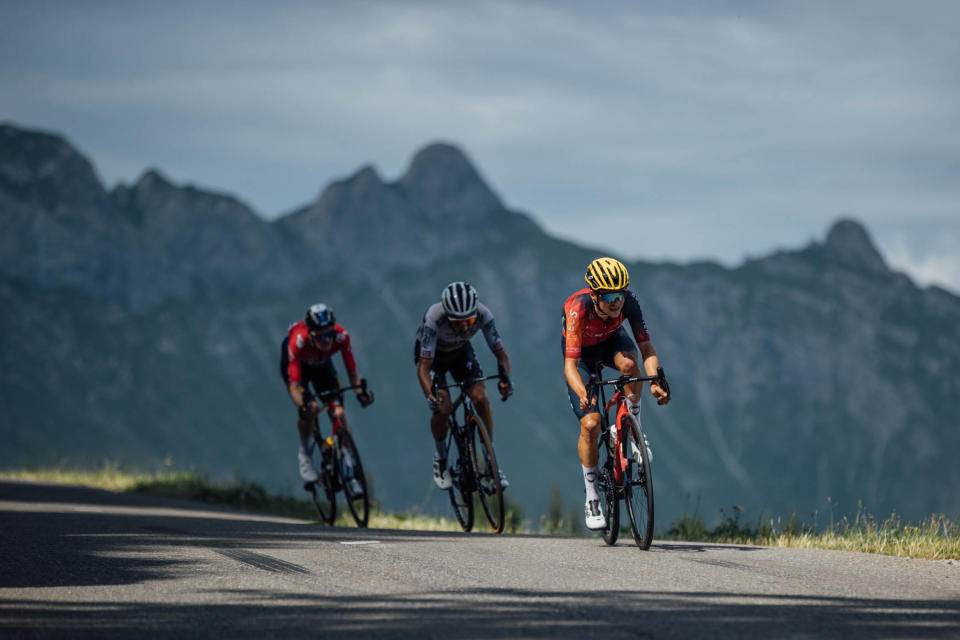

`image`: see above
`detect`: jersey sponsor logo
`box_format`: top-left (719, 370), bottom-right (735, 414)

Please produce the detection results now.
top-left (295, 335), bottom-right (305, 349)
top-left (422, 350), bottom-right (433, 358)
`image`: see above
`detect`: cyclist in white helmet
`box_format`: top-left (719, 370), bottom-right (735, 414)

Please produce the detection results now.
top-left (415, 282), bottom-right (513, 490)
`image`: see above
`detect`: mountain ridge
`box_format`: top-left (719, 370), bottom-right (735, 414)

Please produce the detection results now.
top-left (2, 121), bottom-right (957, 526)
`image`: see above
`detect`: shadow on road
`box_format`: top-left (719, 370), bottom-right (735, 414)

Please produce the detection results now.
top-left (3, 481), bottom-right (958, 638)
top-left (3, 588), bottom-right (958, 639)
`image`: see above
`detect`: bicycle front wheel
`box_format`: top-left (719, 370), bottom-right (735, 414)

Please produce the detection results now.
top-left (622, 415), bottom-right (655, 549)
top-left (468, 414), bottom-right (504, 533)
top-left (599, 427), bottom-right (620, 545)
top-left (336, 429), bottom-right (370, 528)
top-left (309, 439), bottom-right (336, 525)
top-left (446, 426), bottom-right (475, 532)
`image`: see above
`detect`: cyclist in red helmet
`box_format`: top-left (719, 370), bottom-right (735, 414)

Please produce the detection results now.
top-left (563, 258), bottom-right (670, 530)
top-left (281, 303), bottom-right (373, 486)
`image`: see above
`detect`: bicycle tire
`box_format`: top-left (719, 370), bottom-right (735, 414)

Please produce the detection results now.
top-left (622, 415), bottom-right (655, 549)
top-left (599, 426), bottom-right (620, 545)
top-left (446, 425), bottom-right (475, 532)
top-left (309, 436), bottom-right (336, 525)
top-left (336, 429), bottom-right (370, 528)
top-left (468, 414), bottom-right (504, 533)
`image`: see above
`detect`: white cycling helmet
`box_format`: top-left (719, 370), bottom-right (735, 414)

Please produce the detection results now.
top-left (440, 282), bottom-right (478, 318)
top-left (305, 303), bottom-right (335, 330)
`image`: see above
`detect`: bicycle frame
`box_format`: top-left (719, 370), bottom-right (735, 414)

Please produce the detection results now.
top-left (589, 366), bottom-right (667, 473)
top-left (588, 364), bottom-right (667, 548)
top-left (433, 373), bottom-right (502, 479)
top-left (306, 380), bottom-right (366, 436)
top-left (302, 381), bottom-right (370, 527)
top-left (431, 369), bottom-right (509, 533)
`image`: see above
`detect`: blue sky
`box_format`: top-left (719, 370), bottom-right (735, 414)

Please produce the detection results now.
top-left (3, 1), bottom-right (958, 291)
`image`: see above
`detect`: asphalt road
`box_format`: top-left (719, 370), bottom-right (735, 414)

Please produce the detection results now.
top-left (1, 481), bottom-right (958, 639)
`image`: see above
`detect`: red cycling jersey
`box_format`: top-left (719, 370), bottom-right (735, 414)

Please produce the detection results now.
top-left (562, 287), bottom-right (650, 359)
top-left (285, 321), bottom-right (357, 384)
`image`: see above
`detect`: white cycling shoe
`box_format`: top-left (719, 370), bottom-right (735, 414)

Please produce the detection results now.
top-left (630, 437), bottom-right (653, 465)
top-left (347, 478), bottom-right (364, 496)
top-left (584, 499), bottom-right (607, 530)
top-left (298, 449), bottom-right (319, 483)
top-left (432, 457), bottom-right (452, 489)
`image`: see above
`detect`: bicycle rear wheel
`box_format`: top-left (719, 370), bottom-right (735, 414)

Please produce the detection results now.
top-left (622, 415), bottom-right (655, 549)
top-left (599, 428), bottom-right (620, 545)
top-left (446, 426), bottom-right (474, 532)
top-left (309, 438), bottom-right (336, 525)
top-left (468, 414), bottom-right (504, 533)
top-left (336, 430), bottom-right (370, 528)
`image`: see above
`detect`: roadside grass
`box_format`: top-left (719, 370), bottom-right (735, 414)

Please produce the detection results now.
top-left (4, 466), bottom-right (956, 558)
top-left (0, 464), bottom-right (511, 533)
top-left (661, 503), bottom-right (960, 561)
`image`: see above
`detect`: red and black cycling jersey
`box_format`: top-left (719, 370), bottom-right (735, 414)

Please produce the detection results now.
top-left (285, 321), bottom-right (357, 385)
top-left (562, 287), bottom-right (650, 359)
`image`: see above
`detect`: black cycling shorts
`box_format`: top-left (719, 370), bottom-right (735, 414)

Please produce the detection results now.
top-left (415, 341), bottom-right (484, 390)
top-left (561, 327), bottom-right (637, 420)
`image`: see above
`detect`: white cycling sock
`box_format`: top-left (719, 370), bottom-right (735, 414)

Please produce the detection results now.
top-left (582, 465), bottom-right (600, 502)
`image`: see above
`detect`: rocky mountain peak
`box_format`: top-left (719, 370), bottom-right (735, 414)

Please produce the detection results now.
top-left (0, 122), bottom-right (106, 211)
top-left (823, 218), bottom-right (887, 273)
top-left (399, 141), bottom-right (502, 219)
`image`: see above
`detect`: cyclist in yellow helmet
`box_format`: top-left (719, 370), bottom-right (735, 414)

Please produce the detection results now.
top-left (562, 257), bottom-right (670, 530)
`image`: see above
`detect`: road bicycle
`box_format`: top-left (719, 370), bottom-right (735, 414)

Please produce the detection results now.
top-left (432, 365), bottom-right (510, 533)
top-left (303, 382), bottom-right (371, 527)
top-left (588, 364), bottom-right (670, 549)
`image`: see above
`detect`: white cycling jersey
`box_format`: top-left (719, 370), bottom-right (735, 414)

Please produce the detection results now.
top-left (417, 302), bottom-right (504, 360)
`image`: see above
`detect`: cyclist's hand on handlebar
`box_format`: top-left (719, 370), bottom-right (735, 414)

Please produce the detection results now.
top-left (578, 393), bottom-right (596, 412)
top-left (498, 379), bottom-right (514, 400)
top-left (426, 394), bottom-right (439, 414)
top-left (357, 390), bottom-right (374, 407)
top-left (298, 400), bottom-right (318, 419)
top-left (650, 383), bottom-right (670, 405)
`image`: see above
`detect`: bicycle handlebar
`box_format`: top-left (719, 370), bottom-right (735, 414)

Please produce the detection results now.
top-left (429, 364), bottom-right (512, 415)
top-left (304, 379), bottom-right (368, 404)
top-left (587, 366), bottom-right (670, 405)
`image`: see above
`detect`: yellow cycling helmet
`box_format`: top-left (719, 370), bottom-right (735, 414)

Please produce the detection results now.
top-left (585, 257), bottom-right (630, 291)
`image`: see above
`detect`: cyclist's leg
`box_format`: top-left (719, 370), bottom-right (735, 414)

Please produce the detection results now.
top-left (428, 354), bottom-right (455, 443)
top-left (610, 327), bottom-right (643, 414)
top-left (282, 338), bottom-right (318, 482)
top-left (451, 344), bottom-right (492, 438)
top-left (566, 356), bottom-right (603, 499)
top-left (426, 354), bottom-right (455, 487)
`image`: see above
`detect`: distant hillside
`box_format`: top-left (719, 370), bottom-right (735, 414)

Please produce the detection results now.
top-left (2, 121), bottom-right (958, 526)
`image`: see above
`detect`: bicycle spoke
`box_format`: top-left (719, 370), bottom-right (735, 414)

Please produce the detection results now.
top-left (469, 414), bottom-right (504, 533)
top-left (446, 428), bottom-right (474, 532)
top-left (599, 427), bottom-right (620, 545)
top-left (337, 430), bottom-right (369, 528)
top-left (309, 434), bottom-right (336, 525)
top-left (623, 415), bottom-right (655, 549)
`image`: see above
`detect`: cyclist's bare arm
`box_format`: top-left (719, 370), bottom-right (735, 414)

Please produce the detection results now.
top-left (564, 357), bottom-right (594, 411)
top-left (493, 349), bottom-right (512, 396)
top-left (637, 340), bottom-right (669, 404)
top-left (417, 357), bottom-right (435, 399)
top-left (288, 383), bottom-right (307, 409)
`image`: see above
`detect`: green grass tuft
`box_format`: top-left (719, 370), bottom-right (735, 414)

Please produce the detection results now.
top-left (661, 503), bottom-right (960, 560)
